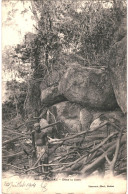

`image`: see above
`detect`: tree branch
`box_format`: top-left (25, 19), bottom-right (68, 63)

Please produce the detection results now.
top-left (109, 127), bottom-right (123, 174)
top-left (81, 134), bottom-right (126, 176)
top-left (90, 132), bottom-right (118, 153)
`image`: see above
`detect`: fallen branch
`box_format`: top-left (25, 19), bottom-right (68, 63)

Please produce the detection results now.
top-left (65, 155), bottom-right (88, 173)
top-left (49, 141), bottom-right (65, 154)
top-left (90, 132), bottom-right (118, 153)
top-left (49, 131), bottom-right (88, 145)
top-left (109, 122), bottom-right (120, 131)
top-left (3, 128), bottom-right (29, 136)
top-left (49, 151), bottom-right (78, 164)
top-left (31, 121), bottom-right (61, 135)
top-left (49, 125), bottom-right (110, 145)
top-left (32, 151), bottom-right (45, 168)
top-left (3, 136), bottom-right (24, 146)
top-left (3, 123), bottom-right (25, 131)
top-left (3, 163), bottom-right (25, 171)
top-left (3, 151), bottom-right (26, 158)
top-left (25, 162), bottom-right (74, 172)
top-left (85, 138), bottom-right (121, 166)
top-left (80, 134), bottom-right (126, 176)
top-left (85, 150), bottom-right (99, 165)
top-left (41, 121), bottom-right (61, 130)
top-left (104, 128), bottom-right (123, 175)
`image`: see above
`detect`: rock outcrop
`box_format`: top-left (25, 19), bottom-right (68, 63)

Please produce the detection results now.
top-left (41, 86), bottom-right (66, 106)
top-left (40, 118), bottom-right (52, 136)
top-left (108, 16), bottom-right (127, 113)
top-left (49, 101), bottom-right (83, 133)
top-left (47, 101), bottom-right (125, 133)
top-left (109, 36), bottom-right (127, 114)
top-left (39, 17), bottom-right (127, 135)
top-left (58, 64), bottom-right (117, 110)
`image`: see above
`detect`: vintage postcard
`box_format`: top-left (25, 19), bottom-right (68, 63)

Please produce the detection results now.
top-left (2, 0), bottom-right (127, 193)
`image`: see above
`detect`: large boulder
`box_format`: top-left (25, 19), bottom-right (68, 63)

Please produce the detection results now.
top-left (48, 101), bottom-right (92, 133)
top-left (109, 36), bottom-right (127, 114)
top-left (41, 86), bottom-right (66, 106)
top-left (47, 101), bottom-right (125, 133)
top-left (90, 110), bottom-right (126, 131)
top-left (40, 118), bottom-right (49, 129)
top-left (114, 17), bottom-right (127, 43)
top-left (40, 118), bottom-right (52, 135)
top-left (49, 102), bottom-right (82, 133)
top-left (58, 64), bottom-right (117, 110)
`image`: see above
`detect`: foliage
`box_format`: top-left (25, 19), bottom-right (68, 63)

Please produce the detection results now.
top-left (2, 80), bottom-right (27, 120)
top-left (58, 0), bottom-right (126, 66)
top-left (16, 0), bottom-right (127, 74)
top-left (2, 101), bottom-right (16, 121)
top-left (3, 45), bottom-right (32, 79)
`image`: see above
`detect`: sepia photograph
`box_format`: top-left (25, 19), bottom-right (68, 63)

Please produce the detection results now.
top-left (2, 0), bottom-right (127, 193)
